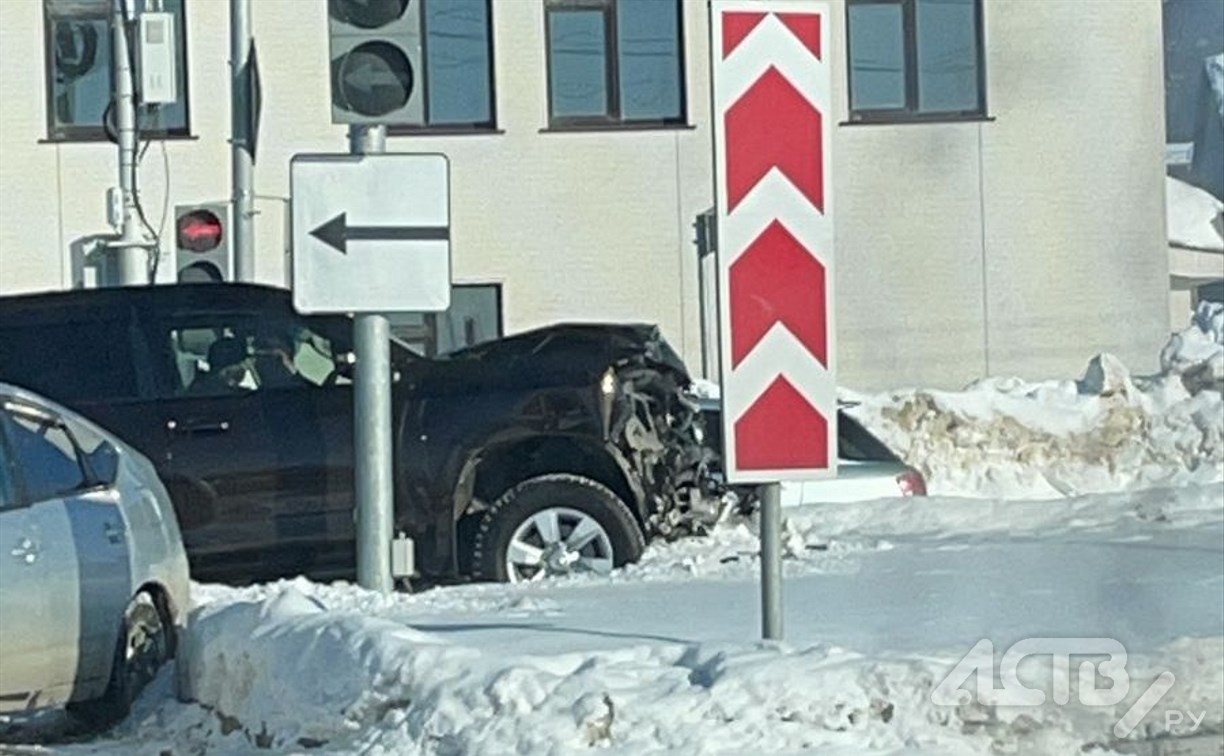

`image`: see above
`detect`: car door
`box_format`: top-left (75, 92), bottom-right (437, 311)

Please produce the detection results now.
top-left (146, 310), bottom-right (355, 582)
top-left (143, 311), bottom-right (280, 581)
top-left (0, 399), bottom-right (132, 706)
top-left (248, 313), bottom-right (361, 578)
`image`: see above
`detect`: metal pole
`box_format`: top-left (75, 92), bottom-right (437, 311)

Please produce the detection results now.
top-left (112, 0), bottom-right (147, 285)
top-left (696, 249), bottom-right (709, 380)
top-left (230, 0), bottom-right (255, 281)
top-left (349, 124), bottom-right (387, 154)
top-left (350, 124), bottom-right (393, 593)
top-left (760, 482), bottom-right (783, 640)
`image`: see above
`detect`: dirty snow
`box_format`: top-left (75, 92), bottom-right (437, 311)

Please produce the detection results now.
top-left (843, 302), bottom-right (1224, 499)
top-left (1166, 175), bottom-right (1224, 252)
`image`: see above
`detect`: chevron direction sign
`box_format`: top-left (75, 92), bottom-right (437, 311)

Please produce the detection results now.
top-left (712, 0), bottom-right (836, 484)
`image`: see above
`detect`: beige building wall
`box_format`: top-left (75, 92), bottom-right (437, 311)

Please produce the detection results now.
top-left (0, 0), bottom-right (1170, 392)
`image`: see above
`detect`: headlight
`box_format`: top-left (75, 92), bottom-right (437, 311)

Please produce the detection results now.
top-left (599, 368), bottom-right (616, 398)
top-left (598, 368), bottom-right (618, 438)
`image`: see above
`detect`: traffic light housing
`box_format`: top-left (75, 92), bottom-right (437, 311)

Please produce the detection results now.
top-left (327, 0), bottom-right (424, 126)
top-left (174, 203), bottom-right (230, 283)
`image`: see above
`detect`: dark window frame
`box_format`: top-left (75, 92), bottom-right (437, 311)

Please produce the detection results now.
top-left (0, 408), bottom-right (19, 511)
top-left (42, 0), bottom-right (193, 143)
top-left (543, 0), bottom-right (689, 131)
top-left (389, 0), bottom-right (499, 136)
top-left (845, 0), bottom-right (987, 124)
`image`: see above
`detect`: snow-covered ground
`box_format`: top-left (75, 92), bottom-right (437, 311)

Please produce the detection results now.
top-left (8, 308), bottom-right (1223, 756)
top-left (34, 484), bottom-right (1222, 756)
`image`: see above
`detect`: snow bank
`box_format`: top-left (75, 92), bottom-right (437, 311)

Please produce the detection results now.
top-left (155, 576), bottom-right (1221, 756)
top-left (1161, 300), bottom-right (1224, 393)
top-left (173, 583), bottom-right (992, 755)
top-left (843, 306), bottom-right (1224, 499)
top-left (1166, 176), bottom-right (1224, 252)
top-left (695, 307), bottom-right (1222, 500)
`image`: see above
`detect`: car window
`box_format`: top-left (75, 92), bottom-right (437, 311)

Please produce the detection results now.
top-left (3, 410), bottom-right (87, 503)
top-left (61, 415), bottom-right (119, 486)
top-left (163, 317), bottom-right (346, 397)
top-left (837, 412), bottom-right (901, 463)
top-left (166, 323), bottom-right (258, 397)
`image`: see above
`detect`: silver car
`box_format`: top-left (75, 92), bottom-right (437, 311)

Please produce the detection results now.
top-left (0, 383), bottom-right (189, 724)
top-left (696, 397), bottom-right (927, 504)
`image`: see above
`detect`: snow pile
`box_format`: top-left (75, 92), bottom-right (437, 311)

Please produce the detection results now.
top-left (1161, 300), bottom-right (1224, 393)
top-left (175, 588), bottom-right (453, 749)
top-left (159, 580), bottom-right (1219, 756)
top-left (844, 307), bottom-right (1224, 499)
top-left (169, 584), bottom-right (990, 755)
top-left (1166, 175), bottom-right (1224, 252)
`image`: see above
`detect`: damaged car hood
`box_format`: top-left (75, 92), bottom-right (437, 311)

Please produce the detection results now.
top-left (426, 323), bottom-right (692, 389)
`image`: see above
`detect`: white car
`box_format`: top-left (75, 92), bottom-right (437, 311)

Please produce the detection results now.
top-left (0, 383), bottom-right (190, 724)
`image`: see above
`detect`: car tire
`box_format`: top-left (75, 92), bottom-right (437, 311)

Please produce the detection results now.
top-left (471, 474), bottom-right (645, 583)
top-left (68, 592), bottom-right (171, 729)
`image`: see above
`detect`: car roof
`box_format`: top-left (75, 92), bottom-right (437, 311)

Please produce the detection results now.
top-left (0, 282), bottom-right (296, 318)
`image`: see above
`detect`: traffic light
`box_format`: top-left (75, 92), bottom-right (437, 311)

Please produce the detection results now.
top-left (327, 0), bottom-right (424, 126)
top-left (175, 203), bottom-right (230, 283)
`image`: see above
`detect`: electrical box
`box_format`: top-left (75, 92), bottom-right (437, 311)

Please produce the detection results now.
top-left (139, 12), bottom-right (177, 104)
top-left (391, 533), bottom-right (415, 580)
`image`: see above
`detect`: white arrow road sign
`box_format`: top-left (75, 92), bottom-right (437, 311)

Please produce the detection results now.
top-left (291, 153), bottom-right (451, 314)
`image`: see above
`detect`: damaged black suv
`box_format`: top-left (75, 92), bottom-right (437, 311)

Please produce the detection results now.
top-left (0, 284), bottom-right (721, 584)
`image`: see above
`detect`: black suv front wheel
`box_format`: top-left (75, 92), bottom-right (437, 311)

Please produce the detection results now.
top-left (471, 474), bottom-right (645, 583)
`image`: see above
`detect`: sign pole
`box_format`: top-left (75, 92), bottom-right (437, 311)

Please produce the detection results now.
top-left (350, 124), bottom-right (395, 594)
top-left (759, 482), bottom-right (784, 639)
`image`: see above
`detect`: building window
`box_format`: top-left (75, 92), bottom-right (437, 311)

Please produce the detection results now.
top-left (846, 0), bottom-right (985, 123)
top-left (388, 0), bottom-right (496, 133)
top-left (43, 0), bottom-right (191, 142)
top-left (386, 284), bottom-right (503, 357)
top-left (544, 0), bottom-right (686, 129)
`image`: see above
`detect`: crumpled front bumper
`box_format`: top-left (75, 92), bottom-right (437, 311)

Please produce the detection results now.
top-left (608, 365), bottom-right (728, 538)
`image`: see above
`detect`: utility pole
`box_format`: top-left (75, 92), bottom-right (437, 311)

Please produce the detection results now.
top-left (350, 123), bottom-right (395, 594)
top-left (110, 0), bottom-right (150, 286)
top-left (230, 0), bottom-right (255, 281)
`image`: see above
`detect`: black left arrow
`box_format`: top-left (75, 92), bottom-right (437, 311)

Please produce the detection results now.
top-left (309, 212), bottom-right (450, 254)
